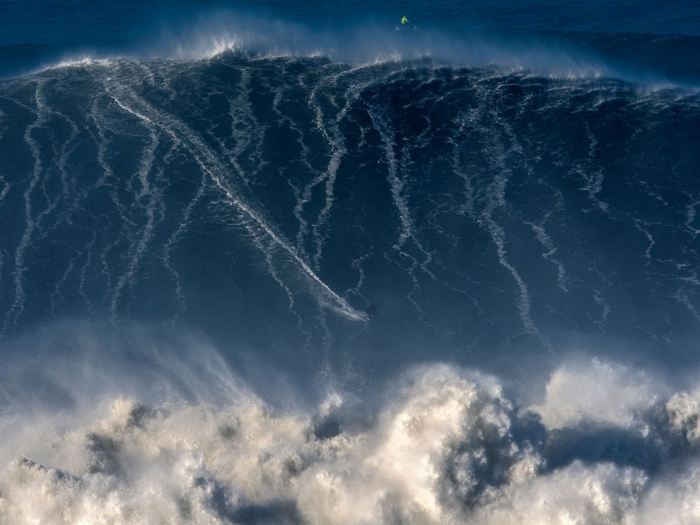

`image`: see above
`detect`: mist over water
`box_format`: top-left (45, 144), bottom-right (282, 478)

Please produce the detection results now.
top-left (2, 0), bottom-right (700, 523)
top-left (3, 324), bottom-right (700, 523)
top-left (3, 5), bottom-right (700, 84)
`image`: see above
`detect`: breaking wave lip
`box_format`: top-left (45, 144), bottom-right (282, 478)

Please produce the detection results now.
top-left (2, 324), bottom-right (700, 524)
top-left (23, 44), bottom-right (677, 94)
top-left (5, 9), bottom-right (687, 88)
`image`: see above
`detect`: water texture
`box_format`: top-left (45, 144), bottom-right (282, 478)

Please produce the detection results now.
top-left (1, 2), bottom-right (700, 523)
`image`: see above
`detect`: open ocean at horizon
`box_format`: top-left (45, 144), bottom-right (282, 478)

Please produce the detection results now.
top-left (1, 1), bottom-right (700, 523)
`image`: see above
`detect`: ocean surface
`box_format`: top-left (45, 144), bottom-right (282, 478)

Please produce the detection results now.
top-left (2, 1), bottom-right (700, 523)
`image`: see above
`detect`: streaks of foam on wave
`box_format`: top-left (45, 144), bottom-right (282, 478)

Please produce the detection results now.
top-left (26, 87), bottom-right (106, 309)
top-left (482, 173), bottom-right (538, 338)
top-left (238, 186), bottom-right (314, 348)
top-left (305, 67), bottom-right (375, 272)
top-left (449, 131), bottom-right (476, 219)
top-left (265, 62), bottom-right (346, 269)
top-left (367, 104), bottom-right (437, 323)
top-left (3, 56), bottom-right (699, 352)
top-left (106, 107), bottom-right (160, 321)
top-left (685, 198), bottom-right (700, 239)
top-left (269, 65), bottom-right (331, 262)
top-left (98, 240), bottom-right (119, 305)
top-left (344, 216), bottom-right (374, 302)
top-left (104, 74), bottom-right (364, 322)
top-left (462, 87), bottom-right (541, 340)
top-left (188, 61), bottom-right (308, 328)
top-left (449, 116), bottom-right (510, 321)
top-left (138, 62), bottom-right (200, 319)
top-left (162, 165), bottom-right (205, 319)
top-left (3, 82), bottom-right (49, 332)
top-left (673, 291), bottom-right (700, 326)
top-left (512, 97), bottom-right (571, 297)
top-left (88, 93), bottom-right (138, 308)
top-left (634, 220), bottom-right (657, 261)
top-left (452, 102), bottom-right (549, 324)
top-left (222, 67), bottom-right (267, 187)
top-left (43, 100), bottom-right (80, 209)
top-left (0, 107), bottom-right (6, 141)
top-left (374, 75), bottom-right (493, 321)
top-left (0, 107), bottom-right (9, 210)
top-left (0, 175), bottom-right (12, 206)
top-left (526, 205), bottom-right (570, 293)
top-left (89, 94), bottom-right (126, 203)
top-left (289, 146), bottom-right (325, 263)
top-left (593, 289), bottom-right (612, 329)
top-left (260, 66), bottom-right (344, 348)
top-left (0, 175), bottom-right (9, 205)
top-left (49, 251), bottom-right (80, 316)
top-left (368, 108), bottom-right (415, 250)
top-left (77, 233), bottom-right (97, 317)
top-left (301, 84), bottom-right (343, 271)
top-left (576, 122), bottom-right (609, 213)
top-left (586, 261), bottom-right (613, 331)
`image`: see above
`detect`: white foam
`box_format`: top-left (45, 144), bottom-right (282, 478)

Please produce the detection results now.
top-left (2, 337), bottom-right (700, 525)
top-left (36, 57), bottom-right (114, 74)
top-left (532, 358), bottom-right (659, 430)
top-left (473, 461), bottom-right (648, 525)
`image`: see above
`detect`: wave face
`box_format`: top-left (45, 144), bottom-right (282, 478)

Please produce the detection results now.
top-left (1, 50), bottom-right (700, 523)
top-left (1, 55), bottom-right (700, 365)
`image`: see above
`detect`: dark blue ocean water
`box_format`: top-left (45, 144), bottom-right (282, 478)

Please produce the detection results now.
top-left (1, 1), bottom-right (700, 523)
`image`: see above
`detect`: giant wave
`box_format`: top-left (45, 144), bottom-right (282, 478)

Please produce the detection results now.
top-left (1, 42), bottom-right (700, 524)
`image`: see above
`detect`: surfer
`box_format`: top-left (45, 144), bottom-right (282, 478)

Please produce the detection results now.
top-left (397, 15), bottom-right (416, 31)
top-left (365, 304), bottom-right (377, 321)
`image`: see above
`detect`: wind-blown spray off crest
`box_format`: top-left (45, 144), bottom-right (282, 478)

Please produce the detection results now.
top-left (13, 8), bottom-right (639, 83)
top-left (152, 13), bottom-right (619, 79)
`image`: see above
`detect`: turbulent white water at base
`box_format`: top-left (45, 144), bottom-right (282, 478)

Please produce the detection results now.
top-left (2, 342), bottom-right (700, 525)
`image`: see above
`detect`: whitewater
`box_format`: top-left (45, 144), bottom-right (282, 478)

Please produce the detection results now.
top-left (2, 3), bottom-right (700, 523)
top-left (2, 326), bottom-right (700, 524)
